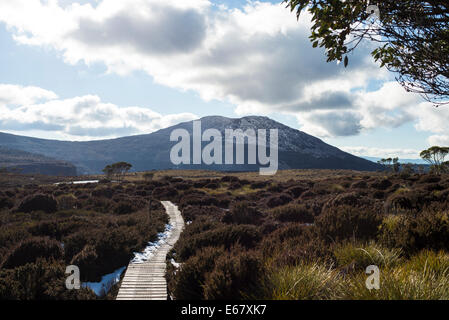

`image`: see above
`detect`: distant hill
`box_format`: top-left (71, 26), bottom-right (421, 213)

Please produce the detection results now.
top-left (0, 147), bottom-right (77, 176)
top-left (0, 116), bottom-right (381, 174)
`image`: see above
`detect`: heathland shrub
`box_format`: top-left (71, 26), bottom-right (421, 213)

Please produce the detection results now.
top-left (172, 182), bottom-right (191, 191)
top-left (57, 194), bottom-right (77, 211)
top-left (1, 237), bottom-right (63, 269)
top-left (203, 250), bottom-right (265, 300)
top-left (91, 187), bottom-right (114, 198)
top-left (4, 190), bottom-right (15, 198)
top-left (370, 179), bottom-right (393, 190)
top-left (260, 224), bottom-right (334, 267)
top-left (169, 246), bottom-right (224, 300)
top-left (316, 206), bottom-right (382, 242)
top-left (324, 192), bottom-right (370, 209)
top-left (179, 193), bottom-right (229, 208)
top-left (221, 176), bottom-right (240, 183)
top-left (350, 180), bottom-right (368, 189)
top-left (286, 185), bottom-right (307, 198)
top-left (385, 192), bottom-right (415, 213)
top-left (63, 230), bottom-right (91, 262)
top-left (270, 204), bottom-right (314, 223)
top-left (93, 228), bottom-right (142, 272)
top-left (373, 190), bottom-right (385, 199)
top-left (193, 179), bottom-right (212, 188)
top-left (176, 224), bottom-right (261, 260)
top-left (152, 186), bottom-right (178, 199)
top-left (378, 211), bottom-right (449, 254)
top-left (17, 194), bottom-right (57, 213)
top-left (266, 194), bottom-right (293, 208)
top-left (222, 202), bottom-right (261, 225)
top-left (181, 205), bottom-right (222, 222)
top-left (114, 201), bottom-right (137, 215)
top-left (250, 181), bottom-right (268, 189)
top-left (28, 220), bottom-right (68, 240)
top-left (70, 245), bottom-right (99, 281)
top-left (0, 259), bottom-right (96, 300)
top-left (418, 175), bottom-right (441, 184)
top-left (229, 181), bottom-right (242, 190)
top-left (205, 181), bottom-right (220, 189)
top-left (0, 197), bottom-right (14, 210)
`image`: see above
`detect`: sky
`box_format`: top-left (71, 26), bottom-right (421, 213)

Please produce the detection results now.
top-left (0, 0), bottom-right (448, 160)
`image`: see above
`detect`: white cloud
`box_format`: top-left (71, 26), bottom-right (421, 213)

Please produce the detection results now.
top-left (428, 135), bottom-right (449, 147)
top-left (297, 111), bottom-right (363, 137)
top-left (0, 84), bottom-right (197, 140)
top-left (356, 81), bottom-right (418, 130)
top-left (290, 81), bottom-right (426, 138)
top-left (413, 103), bottom-right (449, 134)
top-left (0, 84), bottom-right (58, 106)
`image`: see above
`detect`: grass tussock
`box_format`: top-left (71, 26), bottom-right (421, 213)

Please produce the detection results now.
top-left (263, 263), bottom-right (345, 300)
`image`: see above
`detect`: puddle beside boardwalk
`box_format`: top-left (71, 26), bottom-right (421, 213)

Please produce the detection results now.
top-left (82, 267), bottom-right (126, 296)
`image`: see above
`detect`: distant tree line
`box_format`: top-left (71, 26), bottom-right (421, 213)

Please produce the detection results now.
top-left (102, 162), bottom-right (132, 181)
top-left (378, 146), bottom-right (449, 175)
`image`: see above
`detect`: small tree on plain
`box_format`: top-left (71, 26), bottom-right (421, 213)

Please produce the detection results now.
top-left (102, 162), bottom-right (133, 182)
top-left (420, 146), bottom-right (449, 175)
top-left (378, 157), bottom-right (400, 173)
top-left (102, 165), bottom-right (114, 179)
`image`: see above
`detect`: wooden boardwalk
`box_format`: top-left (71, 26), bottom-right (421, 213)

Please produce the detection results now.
top-left (116, 201), bottom-right (184, 300)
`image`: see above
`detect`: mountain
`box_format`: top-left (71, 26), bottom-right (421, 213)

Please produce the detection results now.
top-left (0, 146), bottom-right (77, 176)
top-left (0, 116), bottom-right (381, 174)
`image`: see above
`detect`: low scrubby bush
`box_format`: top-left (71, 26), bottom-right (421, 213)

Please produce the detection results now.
top-left (270, 204), bottom-right (314, 223)
top-left (114, 201), bottom-right (137, 215)
top-left (70, 245), bottom-right (99, 281)
top-left (152, 186), bottom-right (178, 199)
top-left (266, 194), bottom-right (293, 208)
top-left (176, 224), bottom-right (261, 260)
top-left (169, 246), bottom-right (224, 300)
top-left (316, 206), bottom-right (382, 242)
top-left (222, 202), bottom-right (261, 225)
top-left (378, 211), bottom-right (449, 254)
top-left (1, 237), bottom-right (63, 269)
top-left (17, 194), bottom-right (57, 213)
top-left (286, 185), bottom-right (307, 198)
top-left (0, 259), bottom-right (96, 300)
top-left (203, 250), bottom-right (265, 300)
top-left (0, 197), bottom-right (14, 210)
